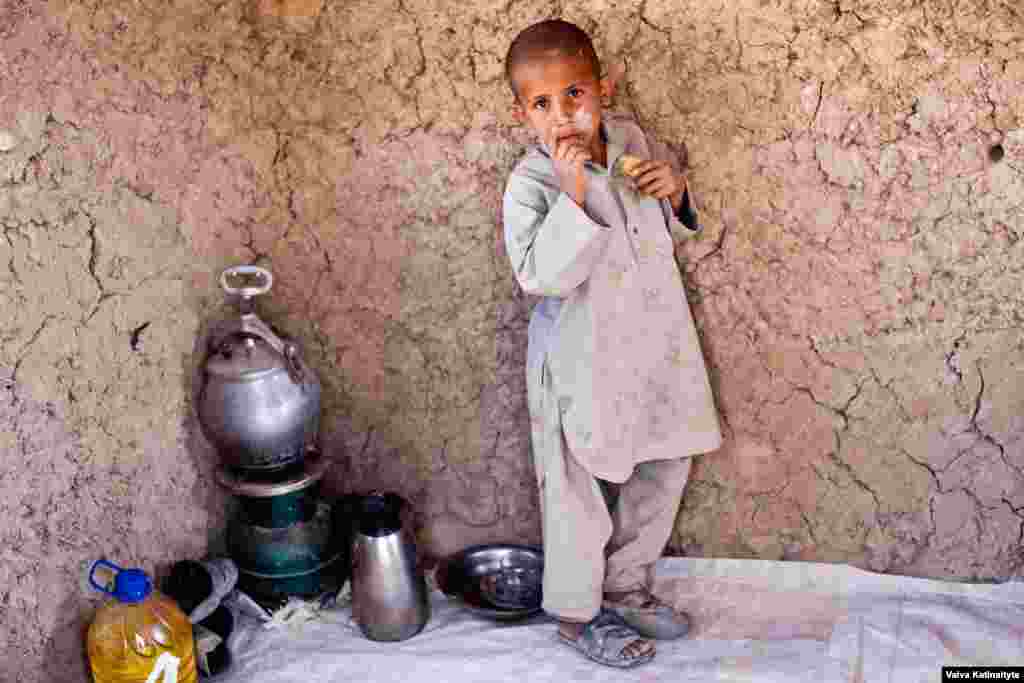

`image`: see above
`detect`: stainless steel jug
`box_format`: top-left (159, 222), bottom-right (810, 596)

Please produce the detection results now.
top-left (349, 493), bottom-right (430, 642)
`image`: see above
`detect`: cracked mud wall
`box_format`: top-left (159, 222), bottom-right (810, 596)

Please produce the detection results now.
top-left (2, 0), bottom-right (1023, 679)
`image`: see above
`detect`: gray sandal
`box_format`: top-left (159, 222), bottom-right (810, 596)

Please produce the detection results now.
top-left (603, 589), bottom-right (691, 641)
top-left (557, 609), bottom-right (655, 668)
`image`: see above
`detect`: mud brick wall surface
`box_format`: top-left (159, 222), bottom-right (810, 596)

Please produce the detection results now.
top-left (2, 1), bottom-right (1023, 680)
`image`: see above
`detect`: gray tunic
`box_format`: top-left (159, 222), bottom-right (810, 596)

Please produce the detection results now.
top-left (503, 115), bottom-right (722, 484)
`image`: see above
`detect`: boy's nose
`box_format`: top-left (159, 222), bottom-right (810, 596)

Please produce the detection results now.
top-left (552, 97), bottom-right (576, 122)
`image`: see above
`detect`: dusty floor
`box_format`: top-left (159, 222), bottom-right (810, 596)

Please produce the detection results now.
top-left (2, 0), bottom-right (1023, 680)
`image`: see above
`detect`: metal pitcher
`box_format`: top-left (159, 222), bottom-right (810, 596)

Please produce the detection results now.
top-left (349, 493), bottom-right (430, 642)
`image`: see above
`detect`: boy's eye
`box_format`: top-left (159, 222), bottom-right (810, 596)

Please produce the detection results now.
top-left (533, 98), bottom-right (547, 110)
top-left (568, 87), bottom-right (582, 97)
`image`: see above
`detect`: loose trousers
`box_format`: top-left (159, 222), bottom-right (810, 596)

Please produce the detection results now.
top-left (538, 438), bottom-right (692, 622)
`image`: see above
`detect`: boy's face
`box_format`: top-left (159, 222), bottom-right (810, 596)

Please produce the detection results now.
top-left (511, 54), bottom-right (609, 164)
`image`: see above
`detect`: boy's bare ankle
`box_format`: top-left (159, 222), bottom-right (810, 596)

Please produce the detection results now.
top-left (557, 619), bottom-right (587, 639)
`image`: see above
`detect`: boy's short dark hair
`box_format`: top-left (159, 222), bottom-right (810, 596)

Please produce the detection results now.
top-left (505, 19), bottom-right (601, 98)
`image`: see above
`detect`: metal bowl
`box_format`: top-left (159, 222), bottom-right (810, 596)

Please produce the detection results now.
top-left (435, 543), bottom-right (544, 621)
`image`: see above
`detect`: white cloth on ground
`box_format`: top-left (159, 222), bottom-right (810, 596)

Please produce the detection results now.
top-left (213, 557), bottom-right (1024, 682)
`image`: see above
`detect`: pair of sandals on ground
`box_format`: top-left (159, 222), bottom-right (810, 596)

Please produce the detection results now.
top-left (559, 587), bottom-right (690, 668)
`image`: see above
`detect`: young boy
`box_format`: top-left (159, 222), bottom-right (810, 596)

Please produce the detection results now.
top-left (502, 20), bottom-right (723, 668)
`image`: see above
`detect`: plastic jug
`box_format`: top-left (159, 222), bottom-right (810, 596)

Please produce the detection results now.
top-left (86, 559), bottom-right (198, 683)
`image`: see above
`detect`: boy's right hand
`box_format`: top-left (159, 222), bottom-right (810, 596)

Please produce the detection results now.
top-left (547, 126), bottom-right (590, 207)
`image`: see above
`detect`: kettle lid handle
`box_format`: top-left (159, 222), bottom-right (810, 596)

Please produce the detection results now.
top-left (220, 265), bottom-right (273, 300)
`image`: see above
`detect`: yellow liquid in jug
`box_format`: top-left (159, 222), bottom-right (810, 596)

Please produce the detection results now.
top-left (87, 591), bottom-right (197, 683)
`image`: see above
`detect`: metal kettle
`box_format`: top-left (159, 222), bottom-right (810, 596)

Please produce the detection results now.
top-left (197, 265), bottom-right (321, 472)
top-left (349, 492), bottom-right (430, 642)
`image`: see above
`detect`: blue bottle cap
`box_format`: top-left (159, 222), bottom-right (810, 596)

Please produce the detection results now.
top-left (113, 568), bottom-right (153, 603)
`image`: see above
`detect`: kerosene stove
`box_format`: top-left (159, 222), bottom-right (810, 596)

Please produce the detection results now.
top-left (197, 265), bottom-right (346, 609)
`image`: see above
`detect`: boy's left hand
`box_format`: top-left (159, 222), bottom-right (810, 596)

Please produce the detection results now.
top-left (631, 160), bottom-right (687, 211)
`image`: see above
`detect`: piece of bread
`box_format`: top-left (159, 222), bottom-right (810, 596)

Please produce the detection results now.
top-left (614, 154), bottom-right (645, 178)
